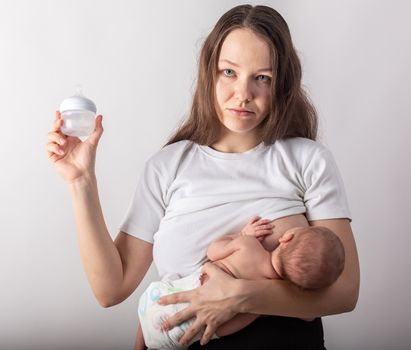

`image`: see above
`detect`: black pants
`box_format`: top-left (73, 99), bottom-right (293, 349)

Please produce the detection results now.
top-left (187, 316), bottom-right (326, 350)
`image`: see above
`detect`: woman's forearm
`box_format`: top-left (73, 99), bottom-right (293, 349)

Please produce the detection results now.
top-left (237, 276), bottom-right (358, 319)
top-left (68, 175), bottom-right (123, 307)
top-left (236, 218), bottom-right (360, 319)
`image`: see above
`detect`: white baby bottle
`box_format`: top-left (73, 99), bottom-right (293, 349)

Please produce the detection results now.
top-left (59, 85), bottom-right (97, 137)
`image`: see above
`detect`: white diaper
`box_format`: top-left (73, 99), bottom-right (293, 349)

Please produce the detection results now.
top-left (138, 269), bottom-right (218, 349)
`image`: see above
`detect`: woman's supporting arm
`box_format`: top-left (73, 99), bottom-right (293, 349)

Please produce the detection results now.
top-left (69, 175), bottom-right (153, 307)
top-left (237, 218), bottom-right (360, 318)
top-left (158, 218), bottom-right (359, 345)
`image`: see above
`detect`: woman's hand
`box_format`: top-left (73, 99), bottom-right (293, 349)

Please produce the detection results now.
top-left (46, 111), bottom-right (104, 184)
top-left (158, 263), bottom-right (243, 346)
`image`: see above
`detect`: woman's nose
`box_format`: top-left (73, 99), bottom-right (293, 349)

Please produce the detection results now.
top-left (234, 78), bottom-right (253, 103)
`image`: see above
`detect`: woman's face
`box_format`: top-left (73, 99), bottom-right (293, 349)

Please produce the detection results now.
top-left (214, 28), bottom-right (273, 141)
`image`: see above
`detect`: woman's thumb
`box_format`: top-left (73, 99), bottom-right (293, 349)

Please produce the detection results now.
top-left (88, 115), bottom-right (104, 146)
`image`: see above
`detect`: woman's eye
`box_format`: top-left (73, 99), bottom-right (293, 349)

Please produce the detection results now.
top-left (222, 68), bottom-right (235, 76)
top-left (257, 75), bottom-right (271, 82)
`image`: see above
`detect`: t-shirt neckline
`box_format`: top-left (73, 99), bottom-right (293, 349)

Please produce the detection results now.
top-left (197, 141), bottom-right (266, 160)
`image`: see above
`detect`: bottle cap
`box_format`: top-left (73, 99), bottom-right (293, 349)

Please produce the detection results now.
top-left (59, 85), bottom-right (97, 113)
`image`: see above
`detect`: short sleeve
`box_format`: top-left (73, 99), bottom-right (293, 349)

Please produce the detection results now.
top-left (118, 159), bottom-right (166, 243)
top-left (303, 147), bottom-right (351, 222)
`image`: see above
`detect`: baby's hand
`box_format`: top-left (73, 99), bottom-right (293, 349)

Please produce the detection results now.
top-left (241, 216), bottom-right (274, 241)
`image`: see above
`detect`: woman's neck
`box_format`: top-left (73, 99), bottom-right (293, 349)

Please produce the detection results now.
top-left (210, 131), bottom-right (262, 153)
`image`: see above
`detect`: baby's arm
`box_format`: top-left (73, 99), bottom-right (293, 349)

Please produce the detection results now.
top-left (240, 216), bottom-right (274, 240)
top-left (207, 216), bottom-right (275, 260)
top-left (206, 233), bottom-right (243, 261)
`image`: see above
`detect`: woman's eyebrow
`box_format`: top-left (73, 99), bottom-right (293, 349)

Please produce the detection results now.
top-left (218, 58), bottom-right (272, 72)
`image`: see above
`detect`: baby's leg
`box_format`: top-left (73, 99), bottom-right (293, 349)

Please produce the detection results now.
top-left (199, 271), bottom-right (259, 337)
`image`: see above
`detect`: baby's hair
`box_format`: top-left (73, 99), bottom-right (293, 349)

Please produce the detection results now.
top-left (277, 227), bottom-right (345, 290)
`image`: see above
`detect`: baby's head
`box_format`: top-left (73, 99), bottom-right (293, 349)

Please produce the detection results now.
top-left (272, 226), bottom-right (345, 290)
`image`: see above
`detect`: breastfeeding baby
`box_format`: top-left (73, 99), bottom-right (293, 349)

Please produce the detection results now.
top-left (136, 214), bottom-right (345, 350)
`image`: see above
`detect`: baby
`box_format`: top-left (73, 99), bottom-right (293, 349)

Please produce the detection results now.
top-left (136, 215), bottom-right (345, 350)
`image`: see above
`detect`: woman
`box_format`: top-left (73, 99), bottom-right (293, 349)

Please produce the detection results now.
top-left (46, 4), bottom-right (359, 349)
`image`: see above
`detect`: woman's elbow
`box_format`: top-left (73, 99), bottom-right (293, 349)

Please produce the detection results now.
top-left (340, 281), bottom-right (360, 313)
top-left (97, 298), bottom-right (116, 308)
top-left (347, 287), bottom-right (360, 312)
top-left (95, 291), bottom-right (124, 308)
top-left (97, 296), bottom-right (117, 308)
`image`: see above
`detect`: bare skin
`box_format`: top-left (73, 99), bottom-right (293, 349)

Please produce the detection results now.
top-left (135, 214), bottom-right (309, 349)
top-left (47, 24), bottom-right (359, 350)
top-left (208, 215), bottom-right (307, 282)
top-left (155, 28), bottom-right (359, 347)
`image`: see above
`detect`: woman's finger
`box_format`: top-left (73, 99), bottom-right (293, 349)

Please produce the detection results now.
top-left (46, 131), bottom-right (65, 159)
top-left (87, 115), bottom-right (104, 147)
top-left (48, 153), bottom-right (62, 163)
top-left (46, 142), bottom-right (65, 157)
top-left (200, 324), bottom-right (216, 346)
top-left (161, 305), bottom-right (195, 331)
top-left (157, 289), bottom-right (192, 306)
top-left (178, 321), bottom-right (205, 346)
top-left (52, 113), bottom-right (64, 133)
top-left (48, 131), bottom-right (67, 146)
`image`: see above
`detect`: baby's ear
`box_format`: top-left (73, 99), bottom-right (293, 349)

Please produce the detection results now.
top-left (279, 232), bottom-right (294, 243)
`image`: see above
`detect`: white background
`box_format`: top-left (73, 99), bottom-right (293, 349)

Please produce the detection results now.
top-left (1, 0), bottom-right (410, 349)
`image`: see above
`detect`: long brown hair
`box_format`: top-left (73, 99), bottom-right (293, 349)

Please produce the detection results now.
top-left (164, 4), bottom-right (317, 148)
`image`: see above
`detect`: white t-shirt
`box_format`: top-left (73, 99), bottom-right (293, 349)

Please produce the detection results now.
top-left (119, 137), bottom-right (351, 278)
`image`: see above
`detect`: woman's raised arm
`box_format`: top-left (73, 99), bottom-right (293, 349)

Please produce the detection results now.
top-left (69, 176), bottom-right (153, 307)
top-left (47, 112), bottom-right (153, 307)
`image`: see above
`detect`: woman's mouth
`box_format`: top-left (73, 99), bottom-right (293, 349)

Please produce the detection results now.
top-left (228, 108), bottom-right (255, 117)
